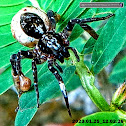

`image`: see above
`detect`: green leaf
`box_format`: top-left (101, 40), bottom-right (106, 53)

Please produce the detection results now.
top-left (0, 0), bottom-right (27, 6)
top-left (0, 0), bottom-right (31, 94)
top-left (0, 1), bottom-right (31, 48)
top-left (75, 112), bottom-right (122, 126)
top-left (84, 29), bottom-right (102, 54)
top-left (37, 0), bottom-right (54, 11)
top-left (0, 32), bottom-right (16, 48)
top-left (68, 24), bottom-right (84, 42)
top-left (0, 13), bottom-right (15, 26)
top-left (15, 108), bottom-right (37, 126)
top-left (0, 59), bottom-right (32, 95)
top-left (109, 56), bottom-right (126, 84)
top-left (0, 66), bottom-right (12, 95)
top-left (57, 0), bottom-right (91, 32)
top-left (70, 37), bottom-right (86, 53)
top-left (52, 0), bottom-right (73, 15)
top-left (91, 7), bottom-right (126, 74)
top-left (0, 43), bottom-right (27, 68)
top-left (72, 8), bottom-right (119, 55)
top-left (112, 124), bottom-right (123, 126)
top-left (0, 3), bottom-right (27, 16)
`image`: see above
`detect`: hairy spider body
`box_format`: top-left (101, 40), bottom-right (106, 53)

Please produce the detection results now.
top-left (10, 6), bottom-right (114, 116)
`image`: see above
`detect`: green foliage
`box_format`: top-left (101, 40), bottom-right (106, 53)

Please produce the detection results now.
top-left (0, 0), bottom-right (126, 125)
top-left (0, 1), bottom-right (31, 94)
top-left (70, 53), bottom-right (110, 111)
top-left (109, 56), bottom-right (126, 83)
top-left (15, 108), bottom-right (37, 126)
top-left (0, 0), bottom-right (27, 6)
top-left (91, 7), bottom-right (126, 74)
top-left (68, 24), bottom-right (84, 42)
top-left (19, 65), bottom-right (81, 110)
top-left (56, 0), bottom-right (90, 32)
top-left (84, 29), bottom-right (102, 54)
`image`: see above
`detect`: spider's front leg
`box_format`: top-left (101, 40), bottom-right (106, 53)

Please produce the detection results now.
top-left (63, 13), bottom-right (114, 40)
top-left (10, 50), bottom-right (33, 111)
top-left (10, 50), bottom-right (34, 92)
top-left (47, 55), bottom-right (72, 117)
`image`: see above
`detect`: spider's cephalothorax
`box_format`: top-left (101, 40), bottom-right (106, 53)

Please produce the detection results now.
top-left (10, 6), bottom-right (114, 116)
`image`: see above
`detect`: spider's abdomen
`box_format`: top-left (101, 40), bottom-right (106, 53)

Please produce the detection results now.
top-left (11, 7), bottom-right (50, 48)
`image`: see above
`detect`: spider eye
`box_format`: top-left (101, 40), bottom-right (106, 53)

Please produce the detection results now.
top-left (20, 13), bottom-right (46, 38)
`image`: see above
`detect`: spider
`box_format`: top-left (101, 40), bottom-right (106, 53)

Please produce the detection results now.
top-left (10, 6), bottom-right (114, 117)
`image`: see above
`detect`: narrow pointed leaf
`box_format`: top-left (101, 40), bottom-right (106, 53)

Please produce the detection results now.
top-left (15, 108), bottom-right (37, 126)
top-left (0, 0), bottom-right (27, 6)
top-left (91, 7), bottom-right (126, 74)
top-left (109, 56), bottom-right (126, 83)
top-left (57, 0), bottom-right (91, 32)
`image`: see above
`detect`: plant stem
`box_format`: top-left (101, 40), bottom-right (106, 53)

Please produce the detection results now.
top-left (69, 51), bottom-right (110, 111)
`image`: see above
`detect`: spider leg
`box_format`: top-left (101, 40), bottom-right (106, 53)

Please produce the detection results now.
top-left (10, 50), bottom-right (33, 84)
top-left (63, 14), bottom-right (114, 40)
top-left (54, 59), bottom-right (63, 73)
top-left (10, 54), bottom-right (18, 76)
top-left (48, 56), bottom-right (72, 117)
top-left (64, 19), bottom-right (99, 40)
top-left (81, 24), bottom-right (99, 40)
top-left (15, 91), bottom-right (23, 112)
top-left (10, 50), bottom-right (33, 111)
top-left (80, 14), bottom-right (114, 23)
top-left (67, 47), bottom-right (80, 62)
top-left (10, 52), bottom-right (32, 92)
top-left (32, 59), bottom-right (40, 108)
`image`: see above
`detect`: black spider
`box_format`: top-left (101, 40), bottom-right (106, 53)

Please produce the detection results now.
top-left (10, 6), bottom-right (114, 116)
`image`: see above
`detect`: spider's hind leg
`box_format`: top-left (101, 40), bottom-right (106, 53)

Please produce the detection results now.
top-left (10, 52), bottom-right (32, 93)
top-left (47, 56), bottom-right (72, 117)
